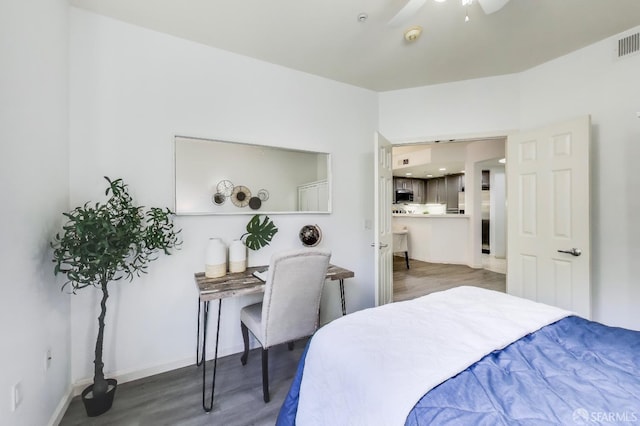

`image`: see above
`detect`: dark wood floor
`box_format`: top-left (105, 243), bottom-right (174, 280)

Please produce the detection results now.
top-left (393, 256), bottom-right (506, 302)
top-left (60, 259), bottom-right (505, 425)
top-left (60, 341), bottom-right (307, 426)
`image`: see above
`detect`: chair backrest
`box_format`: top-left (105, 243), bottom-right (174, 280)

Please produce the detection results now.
top-left (392, 225), bottom-right (408, 252)
top-left (260, 249), bottom-right (331, 348)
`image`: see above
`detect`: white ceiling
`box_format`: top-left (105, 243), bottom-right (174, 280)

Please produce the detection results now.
top-left (70, 0), bottom-right (640, 91)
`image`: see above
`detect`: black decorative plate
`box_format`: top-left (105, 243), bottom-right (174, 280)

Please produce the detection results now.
top-left (212, 192), bottom-right (226, 205)
top-left (249, 196), bottom-right (262, 210)
top-left (299, 224), bottom-right (322, 247)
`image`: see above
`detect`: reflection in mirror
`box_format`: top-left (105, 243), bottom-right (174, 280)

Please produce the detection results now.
top-left (174, 136), bottom-right (331, 215)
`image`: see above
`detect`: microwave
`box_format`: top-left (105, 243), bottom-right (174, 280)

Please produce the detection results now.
top-left (395, 189), bottom-right (413, 203)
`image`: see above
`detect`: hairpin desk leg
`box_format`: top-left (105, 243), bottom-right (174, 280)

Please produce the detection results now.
top-left (339, 279), bottom-right (346, 316)
top-left (196, 299), bottom-right (204, 366)
top-left (201, 299), bottom-right (223, 412)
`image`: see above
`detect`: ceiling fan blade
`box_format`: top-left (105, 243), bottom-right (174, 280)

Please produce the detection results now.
top-left (388, 0), bottom-right (427, 28)
top-left (477, 0), bottom-right (510, 14)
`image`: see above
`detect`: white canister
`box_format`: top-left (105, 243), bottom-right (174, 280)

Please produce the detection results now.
top-left (205, 238), bottom-right (227, 278)
top-left (228, 239), bottom-right (247, 273)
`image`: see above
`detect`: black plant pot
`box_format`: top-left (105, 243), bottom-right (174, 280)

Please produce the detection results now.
top-left (81, 378), bottom-right (118, 417)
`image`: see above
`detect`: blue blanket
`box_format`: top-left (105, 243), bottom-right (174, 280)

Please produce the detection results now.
top-left (277, 316), bottom-right (640, 425)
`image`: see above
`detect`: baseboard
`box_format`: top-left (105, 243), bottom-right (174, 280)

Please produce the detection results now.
top-left (70, 343), bottom-right (248, 397)
top-left (47, 385), bottom-right (74, 426)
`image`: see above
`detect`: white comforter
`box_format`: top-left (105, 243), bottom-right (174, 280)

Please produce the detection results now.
top-left (296, 286), bottom-right (571, 426)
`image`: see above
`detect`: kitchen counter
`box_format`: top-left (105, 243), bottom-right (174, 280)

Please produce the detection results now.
top-left (393, 215), bottom-right (470, 265)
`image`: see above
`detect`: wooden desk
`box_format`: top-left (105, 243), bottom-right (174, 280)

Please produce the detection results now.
top-left (194, 264), bottom-right (354, 412)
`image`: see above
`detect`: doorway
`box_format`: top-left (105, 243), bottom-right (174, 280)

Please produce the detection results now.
top-left (391, 137), bottom-right (507, 301)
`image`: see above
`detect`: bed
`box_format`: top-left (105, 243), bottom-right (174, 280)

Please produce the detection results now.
top-left (276, 286), bottom-right (640, 425)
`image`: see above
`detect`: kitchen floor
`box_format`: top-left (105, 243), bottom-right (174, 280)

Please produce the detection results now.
top-left (393, 256), bottom-right (506, 302)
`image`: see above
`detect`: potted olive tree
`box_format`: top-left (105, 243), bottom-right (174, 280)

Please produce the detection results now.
top-left (51, 177), bottom-right (181, 417)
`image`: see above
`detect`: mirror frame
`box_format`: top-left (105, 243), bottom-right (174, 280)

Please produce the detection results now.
top-left (174, 135), bottom-right (332, 215)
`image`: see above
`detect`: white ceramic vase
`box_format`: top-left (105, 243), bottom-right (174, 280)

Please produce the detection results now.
top-left (228, 239), bottom-right (247, 273)
top-left (205, 238), bottom-right (227, 278)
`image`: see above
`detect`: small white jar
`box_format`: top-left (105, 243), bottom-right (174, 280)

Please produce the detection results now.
top-left (228, 239), bottom-right (247, 273)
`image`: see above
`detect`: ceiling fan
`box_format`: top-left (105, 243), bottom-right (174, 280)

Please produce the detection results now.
top-left (388, 0), bottom-right (511, 27)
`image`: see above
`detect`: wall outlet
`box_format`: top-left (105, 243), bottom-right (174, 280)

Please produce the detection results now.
top-left (45, 348), bottom-right (52, 371)
top-left (11, 382), bottom-right (22, 412)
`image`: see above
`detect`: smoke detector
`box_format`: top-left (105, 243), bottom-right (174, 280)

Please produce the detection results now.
top-left (404, 26), bottom-right (422, 42)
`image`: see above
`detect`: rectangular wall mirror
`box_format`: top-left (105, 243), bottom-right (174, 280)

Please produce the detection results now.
top-left (174, 136), bottom-right (331, 215)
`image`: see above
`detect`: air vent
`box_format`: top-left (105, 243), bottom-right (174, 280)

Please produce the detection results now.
top-left (617, 32), bottom-right (639, 58)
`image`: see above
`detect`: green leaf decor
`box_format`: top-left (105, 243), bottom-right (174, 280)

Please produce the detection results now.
top-left (242, 214), bottom-right (278, 250)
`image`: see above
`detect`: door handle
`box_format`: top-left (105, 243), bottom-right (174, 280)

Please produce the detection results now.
top-left (557, 248), bottom-right (582, 257)
top-left (370, 243), bottom-right (389, 249)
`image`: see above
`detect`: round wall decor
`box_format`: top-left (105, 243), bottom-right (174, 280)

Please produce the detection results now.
top-left (249, 196), bottom-right (262, 210)
top-left (216, 179), bottom-right (235, 196)
top-left (299, 224), bottom-right (322, 247)
top-left (231, 185), bottom-right (251, 207)
top-left (212, 192), bottom-right (226, 205)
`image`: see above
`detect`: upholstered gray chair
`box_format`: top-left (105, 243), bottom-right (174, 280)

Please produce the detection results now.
top-left (240, 249), bottom-right (331, 402)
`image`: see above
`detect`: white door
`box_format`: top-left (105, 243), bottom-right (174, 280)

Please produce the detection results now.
top-left (507, 115), bottom-right (591, 318)
top-left (374, 132), bottom-right (393, 306)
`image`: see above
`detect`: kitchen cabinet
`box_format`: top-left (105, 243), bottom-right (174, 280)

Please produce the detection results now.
top-left (425, 177), bottom-right (444, 203)
top-left (412, 179), bottom-right (425, 203)
top-left (445, 174), bottom-right (462, 213)
top-left (425, 174), bottom-right (464, 211)
top-left (393, 178), bottom-right (426, 203)
top-left (394, 178), bottom-right (411, 190)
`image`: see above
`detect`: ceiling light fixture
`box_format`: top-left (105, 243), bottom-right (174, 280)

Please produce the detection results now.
top-left (404, 26), bottom-right (423, 42)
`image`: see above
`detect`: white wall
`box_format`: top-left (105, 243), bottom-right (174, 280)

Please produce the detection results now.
top-left (379, 74), bottom-right (520, 141)
top-left (380, 26), bottom-right (640, 331)
top-left (0, 1), bottom-right (71, 425)
top-left (69, 8), bottom-right (378, 387)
